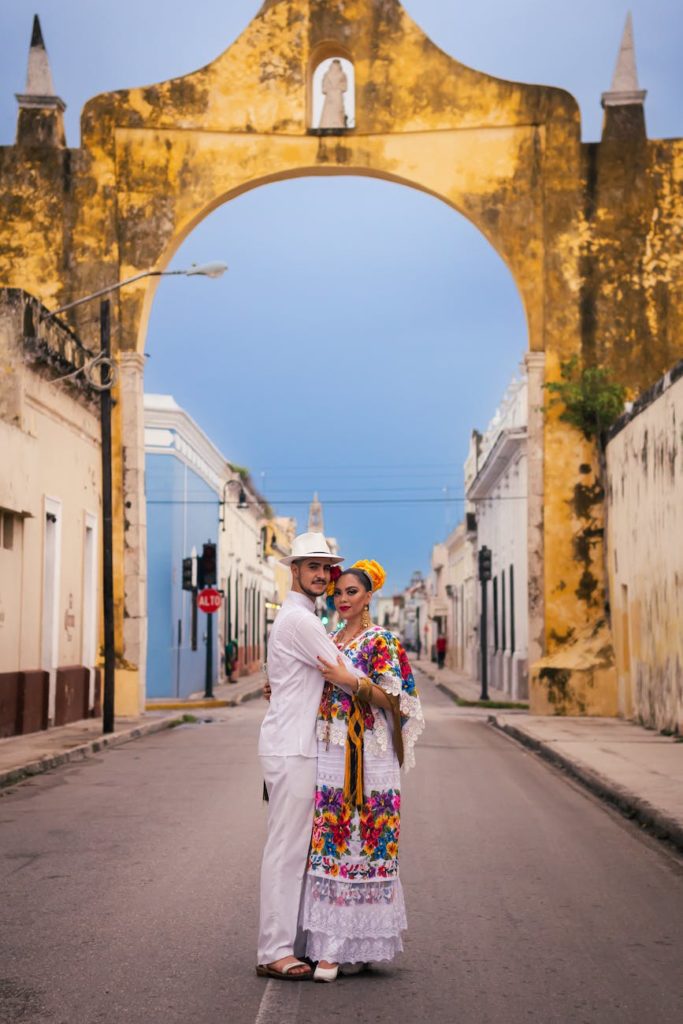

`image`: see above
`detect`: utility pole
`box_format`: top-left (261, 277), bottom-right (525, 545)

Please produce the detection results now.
top-left (100, 299), bottom-right (116, 734)
top-left (478, 545), bottom-right (492, 701)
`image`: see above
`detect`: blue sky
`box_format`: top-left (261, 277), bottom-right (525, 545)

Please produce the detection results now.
top-left (2, 2), bottom-right (681, 592)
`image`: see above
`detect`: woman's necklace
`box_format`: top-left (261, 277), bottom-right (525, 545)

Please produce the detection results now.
top-left (337, 620), bottom-right (373, 647)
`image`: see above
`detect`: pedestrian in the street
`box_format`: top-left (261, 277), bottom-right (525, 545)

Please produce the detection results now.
top-left (302, 559), bottom-right (424, 982)
top-left (436, 633), bottom-right (447, 669)
top-left (255, 532), bottom-right (357, 982)
top-left (224, 638), bottom-right (238, 682)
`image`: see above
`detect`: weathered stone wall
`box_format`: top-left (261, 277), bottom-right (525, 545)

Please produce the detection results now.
top-left (606, 362), bottom-right (683, 733)
top-left (0, 0), bottom-right (682, 713)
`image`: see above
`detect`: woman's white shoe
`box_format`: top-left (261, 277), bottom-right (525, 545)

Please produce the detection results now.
top-left (313, 963), bottom-right (339, 983)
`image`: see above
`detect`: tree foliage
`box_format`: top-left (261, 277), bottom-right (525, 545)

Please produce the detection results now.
top-left (544, 357), bottom-right (626, 441)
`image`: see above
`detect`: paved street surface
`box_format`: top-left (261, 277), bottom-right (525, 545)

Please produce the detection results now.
top-left (1, 672), bottom-right (682, 1024)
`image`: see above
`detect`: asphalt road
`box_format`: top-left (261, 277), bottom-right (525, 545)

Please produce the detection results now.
top-left (1, 673), bottom-right (682, 1024)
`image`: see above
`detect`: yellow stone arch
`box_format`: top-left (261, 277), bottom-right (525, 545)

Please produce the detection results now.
top-left (3, 0), bottom-right (682, 715)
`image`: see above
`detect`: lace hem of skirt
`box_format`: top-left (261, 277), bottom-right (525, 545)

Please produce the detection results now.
top-left (305, 931), bottom-right (404, 964)
top-left (302, 875), bottom-right (407, 944)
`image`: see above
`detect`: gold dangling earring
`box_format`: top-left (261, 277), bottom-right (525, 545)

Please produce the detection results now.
top-left (361, 605), bottom-right (371, 630)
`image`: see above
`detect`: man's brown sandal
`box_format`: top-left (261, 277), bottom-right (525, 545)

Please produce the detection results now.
top-left (256, 960), bottom-right (312, 981)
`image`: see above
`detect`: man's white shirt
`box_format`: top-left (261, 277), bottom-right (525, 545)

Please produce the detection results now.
top-left (259, 590), bottom-right (356, 759)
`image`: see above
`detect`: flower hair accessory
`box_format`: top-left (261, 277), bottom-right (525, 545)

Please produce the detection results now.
top-left (351, 559), bottom-right (386, 592)
top-left (326, 564), bottom-right (343, 608)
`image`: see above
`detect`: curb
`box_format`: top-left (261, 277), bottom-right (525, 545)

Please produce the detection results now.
top-left (237, 686), bottom-right (264, 704)
top-left (0, 713), bottom-right (182, 791)
top-left (435, 680), bottom-right (528, 711)
top-left (490, 716), bottom-right (683, 854)
top-left (146, 699), bottom-right (232, 711)
top-left (187, 681), bottom-right (265, 708)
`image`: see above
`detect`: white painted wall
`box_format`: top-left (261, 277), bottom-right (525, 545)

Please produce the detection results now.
top-left (0, 294), bottom-right (101, 719)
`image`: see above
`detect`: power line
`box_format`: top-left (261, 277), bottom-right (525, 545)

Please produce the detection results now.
top-left (146, 496), bottom-right (526, 506)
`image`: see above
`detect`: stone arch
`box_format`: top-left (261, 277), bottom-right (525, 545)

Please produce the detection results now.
top-left (4, 0), bottom-right (680, 716)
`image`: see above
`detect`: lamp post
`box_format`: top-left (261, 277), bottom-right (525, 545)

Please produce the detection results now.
top-left (219, 477), bottom-right (248, 531)
top-left (42, 261), bottom-right (228, 733)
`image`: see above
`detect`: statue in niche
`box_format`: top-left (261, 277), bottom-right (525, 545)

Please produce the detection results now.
top-left (319, 59), bottom-right (348, 129)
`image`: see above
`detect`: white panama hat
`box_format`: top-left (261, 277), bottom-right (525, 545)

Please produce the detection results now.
top-left (279, 531), bottom-right (345, 567)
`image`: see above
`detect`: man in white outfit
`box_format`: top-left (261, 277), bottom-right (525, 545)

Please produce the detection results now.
top-left (256, 532), bottom-right (354, 980)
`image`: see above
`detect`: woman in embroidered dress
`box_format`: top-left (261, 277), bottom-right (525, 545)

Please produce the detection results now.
top-left (302, 559), bottom-right (424, 982)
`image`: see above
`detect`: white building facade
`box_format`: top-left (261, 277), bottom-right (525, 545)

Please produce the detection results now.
top-left (429, 518), bottom-right (479, 675)
top-left (144, 395), bottom-right (277, 698)
top-left (467, 375), bottom-right (529, 699)
top-left (0, 290), bottom-right (102, 735)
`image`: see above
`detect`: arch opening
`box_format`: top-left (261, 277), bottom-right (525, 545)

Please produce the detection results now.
top-left (143, 172), bottom-right (529, 594)
top-left (135, 166), bottom-right (534, 360)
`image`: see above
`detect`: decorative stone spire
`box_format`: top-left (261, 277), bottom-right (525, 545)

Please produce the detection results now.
top-left (600, 12), bottom-right (647, 142)
top-left (308, 491), bottom-right (324, 534)
top-left (601, 12), bottom-right (646, 108)
top-left (15, 15), bottom-right (66, 146)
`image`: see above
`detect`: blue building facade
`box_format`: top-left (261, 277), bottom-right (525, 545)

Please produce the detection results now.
top-left (144, 396), bottom-right (222, 699)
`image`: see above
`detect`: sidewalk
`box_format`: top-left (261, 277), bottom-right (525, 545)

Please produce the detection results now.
top-left (415, 657), bottom-right (525, 707)
top-left (0, 667), bottom-right (266, 791)
top-left (146, 665), bottom-right (266, 710)
top-left (491, 713), bottom-right (683, 853)
top-left (0, 710), bottom-right (181, 790)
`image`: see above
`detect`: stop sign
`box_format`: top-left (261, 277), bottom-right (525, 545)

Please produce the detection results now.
top-left (197, 587), bottom-right (221, 613)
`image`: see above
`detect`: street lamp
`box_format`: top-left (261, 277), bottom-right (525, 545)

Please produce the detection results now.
top-left (220, 478), bottom-right (248, 531)
top-left (42, 261), bottom-right (227, 734)
top-left (43, 262), bottom-right (228, 318)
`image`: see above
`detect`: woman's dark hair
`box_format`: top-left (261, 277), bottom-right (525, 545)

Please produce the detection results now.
top-left (338, 567), bottom-right (373, 591)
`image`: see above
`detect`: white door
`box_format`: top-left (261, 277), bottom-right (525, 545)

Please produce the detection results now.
top-left (82, 513), bottom-right (98, 712)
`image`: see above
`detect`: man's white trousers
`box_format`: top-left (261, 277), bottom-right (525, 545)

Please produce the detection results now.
top-left (257, 754), bottom-right (317, 965)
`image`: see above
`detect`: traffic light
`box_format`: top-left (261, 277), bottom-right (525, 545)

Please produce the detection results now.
top-left (478, 545), bottom-right (492, 582)
top-left (199, 541), bottom-right (217, 587)
top-left (182, 556), bottom-right (194, 591)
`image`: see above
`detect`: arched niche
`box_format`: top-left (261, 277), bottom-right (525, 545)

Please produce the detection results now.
top-left (308, 43), bottom-right (355, 132)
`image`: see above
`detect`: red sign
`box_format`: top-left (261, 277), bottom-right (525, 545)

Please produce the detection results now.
top-left (197, 588), bottom-right (221, 613)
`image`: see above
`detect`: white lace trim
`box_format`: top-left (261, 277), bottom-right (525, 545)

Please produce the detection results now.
top-left (316, 714), bottom-right (391, 758)
top-left (303, 875), bottom-right (406, 963)
top-left (316, 719), bottom-right (347, 748)
top-left (377, 671), bottom-right (403, 697)
top-left (377, 677), bottom-right (424, 771)
top-left (400, 692), bottom-right (422, 718)
top-left (306, 933), bottom-right (403, 964)
top-left (365, 717), bottom-right (389, 757)
top-left (402, 713), bottom-right (425, 772)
